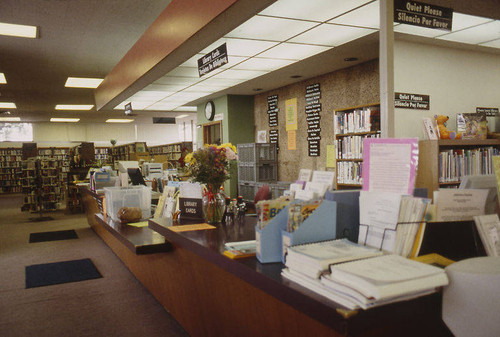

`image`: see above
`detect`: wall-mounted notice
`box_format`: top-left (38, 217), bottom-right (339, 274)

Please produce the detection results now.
top-left (285, 98), bottom-right (298, 131)
top-left (477, 107), bottom-right (499, 117)
top-left (288, 130), bottom-right (296, 150)
top-left (395, 92), bottom-right (430, 110)
top-left (305, 83), bottom-right (322, 157)
top-left (394, 0), bottom-right (453, 31)
top-left (269, 129), bottom-right (279, 151)
top-left (198, 43), bottom-right (228, 77)
top-left (257, 130), bottom-right (267, 143)
top-left (267, 94), bottom-right (279, 127)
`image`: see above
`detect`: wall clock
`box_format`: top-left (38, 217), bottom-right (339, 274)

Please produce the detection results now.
top-left (205, 101), bottom-right (215, 121)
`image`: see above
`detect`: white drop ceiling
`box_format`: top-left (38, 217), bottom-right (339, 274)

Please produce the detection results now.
top-left (117, 0), bottom-right (500, 114)
top-left (0, 0), bottom-right (499, 124)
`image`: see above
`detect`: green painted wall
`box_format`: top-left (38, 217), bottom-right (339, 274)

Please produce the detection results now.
top-left (196, 95), bottom-right (255, 197)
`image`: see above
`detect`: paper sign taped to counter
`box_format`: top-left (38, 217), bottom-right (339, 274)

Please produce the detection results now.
top-left (436, 189), bottom-right (489, 221)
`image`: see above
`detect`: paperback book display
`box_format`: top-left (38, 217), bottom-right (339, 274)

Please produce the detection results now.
top-left (473, 214), bottom-right (500, 256)
top-left (438, 147), bottom-right (498, 183)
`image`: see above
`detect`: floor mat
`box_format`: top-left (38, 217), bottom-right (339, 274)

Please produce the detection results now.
top-left (29, 229), bottom-right (78, 243)
top-left (26, 258), bottom-right (102, 288)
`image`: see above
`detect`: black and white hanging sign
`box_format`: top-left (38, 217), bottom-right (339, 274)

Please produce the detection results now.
top-left (198, 43), bottom-right (228, 77)
top-left (269, 129), bottom-right (279, 150)
top-left (395, 92), bottom-right (430, 110)
top-left (394, 0), bottom-right (453, 31)
top-left (305, 83), bottom-right (322, 157)
top-left (267, 94), bottom-right (279, 127)
top-left (476, 107), bottom-right (499, 117)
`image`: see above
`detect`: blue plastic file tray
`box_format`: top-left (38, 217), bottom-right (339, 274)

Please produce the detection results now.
top-left (255, 205), bottom-right (289, 264)
top-left (281, 199), bottom-right (337, 263)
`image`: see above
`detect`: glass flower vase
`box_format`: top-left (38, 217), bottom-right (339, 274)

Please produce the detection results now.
top-left (202, 185), bottom-right (226, 224)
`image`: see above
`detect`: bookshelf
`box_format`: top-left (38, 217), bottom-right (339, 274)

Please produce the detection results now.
top-left (416, 139), bottom-right (500, 198)
top-left (95, 147), bottom-right (111, 164)
top-left (148, 141), bottom-right (193, 167)
top-left (110, 142), bottom-right (147, 161)
top-left (0, 148), bottom-right (23, 193)
top-left (333, 103), bottom-right (380, 189)
top-left (38, 147), bottom-right (71, 187)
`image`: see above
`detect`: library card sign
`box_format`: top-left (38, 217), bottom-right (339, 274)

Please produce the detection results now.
top-left (395, 92), bottom-right (430, 110)
top-left (198, 43), bottom-right (228, 77)
top-left (179, 198), bottom-right (203, 220)
top-left (394, 0), bottom-right (453, 31)
top-left (477, 107), bottom-right (499, 117)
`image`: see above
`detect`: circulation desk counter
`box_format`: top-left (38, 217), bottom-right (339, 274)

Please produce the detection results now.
top-left (80, 188), bottom-right (452, 337)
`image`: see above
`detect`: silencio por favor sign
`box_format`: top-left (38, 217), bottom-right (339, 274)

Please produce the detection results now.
top-left (394, 0), bottom-right (453, 31)
top-left (395, 92), bottom-right (430, 110)
top-left (198, 43), bottom-right (228, 77)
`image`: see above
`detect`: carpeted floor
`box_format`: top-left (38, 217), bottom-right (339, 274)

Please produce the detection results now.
top-left (0, 194), bottom-right (189, 337)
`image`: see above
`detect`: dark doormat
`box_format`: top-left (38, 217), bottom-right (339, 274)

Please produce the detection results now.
top-left (29, 229), bottom-right (78, 243)
top-left (26, 258), bottom-right (102, 289)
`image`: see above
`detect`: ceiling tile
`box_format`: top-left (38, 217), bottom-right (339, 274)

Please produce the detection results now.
top-left (259, 0), bottom-right (373, 22)
top-left (480, 38), bottom-right (500, 49)
top-left (329, 0), bottom-right (379, 29)
top-left (232, 57), bottom-right (296, 71)
top-left (197, 77), bottom-right (246, 87)
top-left (179, 54), bottom-right (205, 67)
top-left (200, 38), bottom-right (278, 57)
top-left (225, 16), bottom-right (317, 41)
top-left (258, 43), bottom-right (331, 60)
top-left (437, 21), bottom-right (500, 44)
top-left (290, 23), bottom-right (376, 46)
top-left (153, 77), bottom-right (199, 86)
top-left (451, 13), bottom-right (493, 32)
top-left (114, 101), bottom-right (152, 110)
top-left (211, 69), bottom-right (268, 80)
top-left (165, 66), bottom-right (200, 78)
top-left (394, 23), bottom-right (447, 38)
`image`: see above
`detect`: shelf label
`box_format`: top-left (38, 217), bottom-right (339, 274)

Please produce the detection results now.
top-left (394, 0), bottom-right (453, 31)
top-left (198, 43), bottom-right (228, 77)
top-left (395, 92), bottom-right (430, 110)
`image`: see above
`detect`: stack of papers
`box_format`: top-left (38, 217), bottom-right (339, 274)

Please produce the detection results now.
top-left (320, 254), bottom-right (448, 309)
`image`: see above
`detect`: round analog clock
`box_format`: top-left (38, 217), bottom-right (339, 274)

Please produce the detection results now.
top-left (204, 101), bottom-right (215, 121)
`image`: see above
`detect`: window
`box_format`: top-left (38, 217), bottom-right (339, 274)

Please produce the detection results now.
top-left (0, 123), bottom-right (33, 141)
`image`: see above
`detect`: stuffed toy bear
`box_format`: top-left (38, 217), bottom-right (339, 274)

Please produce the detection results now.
top-left (434, 115), bottom-right (461, 139)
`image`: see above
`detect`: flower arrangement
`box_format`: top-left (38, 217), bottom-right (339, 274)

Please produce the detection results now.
top-left (184, 143), bottom-right (238, 223)
top-left (184, 143), bottom-right (237, 191)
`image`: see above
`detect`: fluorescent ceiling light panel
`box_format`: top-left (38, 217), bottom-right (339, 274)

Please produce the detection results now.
top-left (0, 73), bottom-right (6, 84)
top-left (290, 23), bottom-right (375, 46)
top-left (329, 0), bottom-right (380, 29)
top-left (259, 0), bottom-right (372, 22)
top-left (437, 21), bottom-right (500, 44)
top-left (113, 101), bottom-right (152, 110)
top-left (226, 16), bottom-right (317, 42)
top-left (480, 38), bottom-right (500, 49)
top-left (165, 67), bottom-right (200, 78)
top-left (106, 119), bottom-right (134, 123)
top-left (0, 102), bottom-right (16, 109)
top-left (65, 77), bottom-right (103, 88)
top-left (175, 114), bottom-right (189, 119)
top-left (451, 13), bottom-right (493, 32)
top-left (258, 43), bottom-right (331, 60)
top-left (174, 106), bottom-right (197, 112)
top-left (0, 22), bottom-right (37, 38)
top-left (232, 57), bottom-right (296, 71)
top-left (50, 118), bottom-right (80, 122)
top-left (0, 117), bottom-right (20, 122)
top-left (394, 23), bottom-right (447, 38)
top-left (201, 38), bottom-right (278, 57)
top-left (55, 104), bottom-right (93, 110)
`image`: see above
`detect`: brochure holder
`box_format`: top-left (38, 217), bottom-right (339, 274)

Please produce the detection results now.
top-left (281, 200), bottom-right (337, 263)
top-left (256, 205), bottom-right (289, 263)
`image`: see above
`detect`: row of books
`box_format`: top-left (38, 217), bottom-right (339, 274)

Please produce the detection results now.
top-left (282, 239), bottom-right (448, 310)
top-left (438, 147), bottom-right (498, 183)
top-left (333, 107), bottom-right (380, 134)
top-left (334, 133), bottom-right (380, 159)
top-left (336, 161), bottom-right (363, 185)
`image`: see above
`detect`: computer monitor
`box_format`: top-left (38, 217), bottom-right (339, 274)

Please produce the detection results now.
top-left (127, 168), bottom-right (147, 186)
top-left (118, 161), bottom-right (139, 174)
top-left (459, 174), bottom-right (498, 214)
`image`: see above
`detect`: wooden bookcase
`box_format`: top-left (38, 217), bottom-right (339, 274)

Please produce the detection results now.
top-left (0, 148), bottom-right (23, 193)
top-left (416, 139), bottom-right (500, 199)
top-left (148, 141), bottom-right (193, 168)
top-left (38, 147), bottom-right (71, 187)
top-left (110, 142), bottom-right (147, 161)
top-left (95, 147), bottom-right (111, 164)
top-left (334, 103), bottom-right (380, 189)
